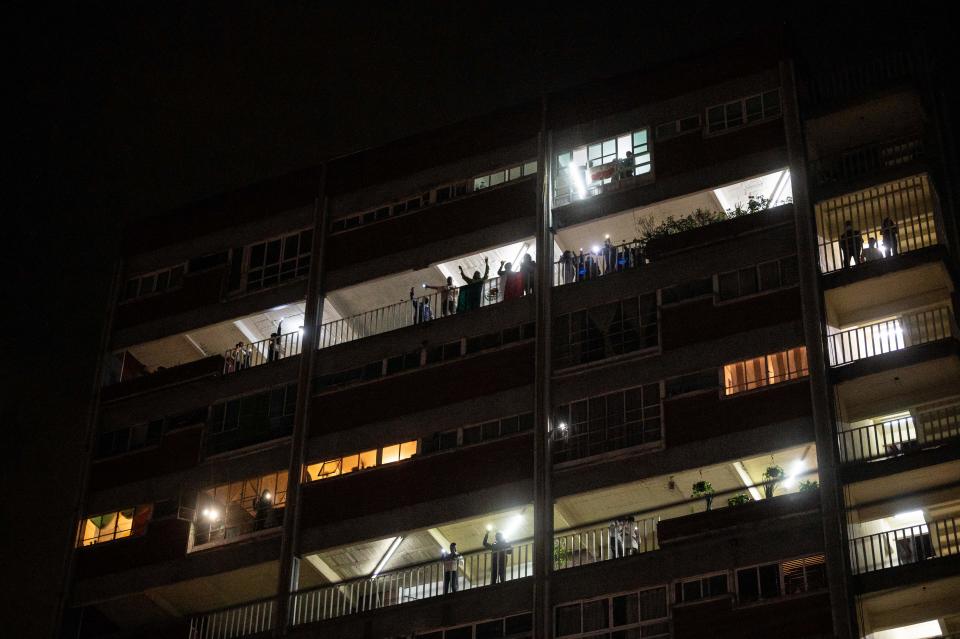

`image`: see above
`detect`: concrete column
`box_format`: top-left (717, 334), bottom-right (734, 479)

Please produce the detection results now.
top-left (276, 167), bottom-right (328, 635)
top-left (779, 59), bottom-right (856, 639)
top-left (533, 99), bottom-right (554, 639)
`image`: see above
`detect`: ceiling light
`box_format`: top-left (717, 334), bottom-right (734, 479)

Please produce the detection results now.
top-left (372, 536), bottom-right (403, 578)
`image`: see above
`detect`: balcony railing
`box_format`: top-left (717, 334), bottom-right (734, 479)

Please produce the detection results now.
top-left (316, 276), bottom-right (505, 350)
top-left (222, 330), bottom-right (302, 375)
top-left (826, 306), bottom-right (955, 367)
top-left (849, 516), bottom-right (960, 574)
top-left (553, 516), bottom-right (659, 570)
top-left (815, 174), bottom-right (938, 274)
top-left (221, 277), bottom-right (515, 375)
top-left (188, 596), bottom-right (275, 639)
top-left (838, 402), bottom-right (960, 463)
top-left (290, 539), bottom-right (534, 626)
top-left (553, 240), bottom-right (645, 286)
top-left (810, 136), bottom-right (925, 189)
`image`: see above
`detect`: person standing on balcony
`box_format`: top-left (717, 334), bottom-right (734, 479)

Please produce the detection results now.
top-left (839, 220), bottom-right (863, 268)
top-left (862, 237), bottom-right (884, 261)
top-left (882, 216), bottom-right (899, 257)
top-left (559, 250), bottom-right (576, 284)
top-left (409, 288), bottom-right (433, 324)
top-left (424, 276), bottom-right (458, 317)
top-left (602, 238), bottom-right (616, 275)
top-left (268, 321), bottom-right (284, 362)
top-left (458, 257), bottom-right (489, 312)
top-left (520, 253), bottom-right (536, 295)
top-left (441, 542), bottom-right (462, 593)
top-left (498, 261), bottom-right (524, 300)
top-left (482, 530), bottom-right (512, 584)
top-left (253, 489), bottom-right (272, 531)
top-left (608, 519), bottom-right (625, 558)
top-left (619, 150), bottom-right (636, 180)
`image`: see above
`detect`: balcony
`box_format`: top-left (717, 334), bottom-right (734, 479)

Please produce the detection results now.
top-left (838, 400), bottom-right (960, 464)
top-left (815, 174), bottom-right (939, 275)
top-left (802, 47), bottom-right (926, 112)
top-left (826, 306), bottom-right (956, 368)
top-left (849, 516), bottom-right (960, 575)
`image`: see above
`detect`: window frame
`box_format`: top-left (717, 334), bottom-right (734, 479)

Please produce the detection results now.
top-left (120, 263), bottom-right (186, 303)
top-left (715, 256), bottom-right (799, 304)
top-left (553, 128), bottom-right (653, 207)
top-left (673, 571), bottom-right (730, 606)
top-left (554, 585), bottom-right (670, 639)
top-left (244, 228), bottom-right (312, 292)
top-left (722, 346), bottom-right (809, 397)
top-left (77, 504), bottom-right (153, 547)
top-left (706, 89), bottom-right (782, 136)
top-left (654, 114), bottom-right (702, 140)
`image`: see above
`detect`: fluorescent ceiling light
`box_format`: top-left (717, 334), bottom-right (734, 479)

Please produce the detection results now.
top-left (371, 536), bottom-right (403, 578)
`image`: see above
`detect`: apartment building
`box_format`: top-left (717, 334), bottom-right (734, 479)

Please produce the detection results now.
top-left (60, 31), bottom-right (959, 639)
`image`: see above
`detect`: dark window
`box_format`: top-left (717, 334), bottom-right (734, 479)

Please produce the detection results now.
top-left (443, 341), bottom-right (462, 360)
top-left (757, 260), bottom-right (780, 291)
top-left (718, 270), bottom-right (739, 301)
top-left (444, 627), bottom-right (471, 639)
top-left (554, 294), bottom-right (656, 369)
top-left (737, 563), bottom-right (781, 603)
top-left (555, 603), bottom-right (581, 637)
top-left (439, 430), bottom-right (458, 451)
top-left (466, 332), bottom-right (501, 354)
top-left (665, 370), bottom-right (717, 397)
top-left (676, 574), bottom-right (728, 603)
top-left (780, 256), bottom-right (799, 286)
top-left (462, 425), bottom-right (482, 446)
top-left (245, 230), bottom-right (311, 291)
top-left (476, 619), bottom-right (504, 639)
top-left (662, 278), bottom-right (712, 304)
top-left (738, 267), bottom-right (758, 296)
top-left (582, 599), bottom-right (609, 632)
top-left (189, 251), bottom-right (228, 272)
top-left (612, 593), bottom-right (639, 626)
top-left (504, 613), bottom-right (532, 635)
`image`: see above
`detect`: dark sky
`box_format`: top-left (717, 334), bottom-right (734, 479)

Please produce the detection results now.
top-left (6, 3), bottom-right (947, 637)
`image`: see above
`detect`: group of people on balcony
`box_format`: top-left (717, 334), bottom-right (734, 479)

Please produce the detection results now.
top-left (558, 238), bottom-right (644, 285)
top-left (409, 255), bottom-right (538, 324)
top-left (224, 321), bottom-right (288, 373)
top-left (439, 530), bottom-right (514, 594)
top-left (838, 217), bottom-right (899, 268)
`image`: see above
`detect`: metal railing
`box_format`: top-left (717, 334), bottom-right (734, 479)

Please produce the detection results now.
top-left (316, 276), bottom-right (506, 350)
top-left (838, 401), bottom-right (960, 463)
top-left (849, 516), bottom-right (960, 574)
top-left (553, 516), bottom-right (659, 570)
top-left (554, 241), bottom-right (645, 286)
top-left (810, 136), bottom-right (924, 188)
top-left (188, 596), bottom-right (275, 639)
top-left (826, 306), bottom-right (954, 367)
top-left (290, 539), bottom-right (534, 626)
top-left (222, 331), bottom-right (301, 375)
top-left (814, 174), bottom-right (938, 273)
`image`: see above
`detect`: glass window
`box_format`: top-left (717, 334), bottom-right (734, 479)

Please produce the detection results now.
top-left (553, 128), bottom-right (652, 206)
top-left (555, 603), bottom-right (582, 637)
top-left (737, 563), bottom-right (781, 603)
top-left (582, 599), bottom-right (609, 632)
top-left (246, 230), bottom-right (311, 291)
top-left (381, 444), bottom-right (401, 464)
top-left (476, 619), bottom-right (504, 639)
top-left (724, 347), bottom-right (808, 395)
top-left (399, 440), bottom-right (417, 460)
top-left (612, 593), bottom-right (639, 626)
top-left (78, 504), bottom-right (153, 547)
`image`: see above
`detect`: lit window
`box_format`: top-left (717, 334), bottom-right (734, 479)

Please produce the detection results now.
top-left (553, 129), bottom-right (652, 206)
top-left (195, 472), bottom-right (287, 546)
top-left (78, 504), bottom-right (153, 547)
top-left (723, 347), bottom-right (808, 395)
top-left (381, 441), bottom-right (416, 464)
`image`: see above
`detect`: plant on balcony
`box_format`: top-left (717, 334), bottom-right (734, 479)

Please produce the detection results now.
top-left (798, 479), bottom-right (819, 492)
top-left (691, 480), bottom-right (716, 511)
top-left (553, 539), bottom-right (573, 568)
top-left (634, 195), bottom-right (778, 248)
top-left (727, 493), bottom-right (752, 507)
top-left (762, 465), bottom-right (785, 499)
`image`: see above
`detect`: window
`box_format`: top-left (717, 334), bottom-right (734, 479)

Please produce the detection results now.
top-left (420, 413), bottom-right (534, 455)
top-left (736, 563), bottom-right (781, 603)
top-left (723, 346), bottom-right (808, 396)
top-left (674, 573), bottom-right (728, 603)
top-left (707, 89), bottom-right (781, 134)
top-left (553, 294), bottom-right (658, 369)
top-left (554, 129), bottom-right (652, 206)
top-left (661, 277), bottom-right (713, 305)
top-left (246, 229), bottom-right (312, 291)
top-left (555, 586), bottom-right (669, 638)
top-left (78, 505), bottom-right (153, 547)
top-left (474, 160), bottom-right (538, 191)
top-left (717, 256), bottom-right (799, 301)
top-left (554, 384), bottom-right (662, 463)
top-left (655, 114), bottom-right (701, 140)
top-left (304, 441), bottom-right (417, 481)
top-left (121, 264), bottom-right (185, 302)
top-left (665, 369), bottom-right (718, 398)
top-left (782, 554), bottom-right (826, 595)
top-left (194, 471), bottom-right (288, 545)
top-left (206, 384), bottom-right (297, 455)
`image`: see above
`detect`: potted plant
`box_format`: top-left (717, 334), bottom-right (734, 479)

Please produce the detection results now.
top-left (798, 479), bottom-right (819, 492)
top-left (691, 480), bottom-right (716, 511)
top-left (762, 465), bottom-right (785, 499)
top-left (727, 493), bottom-right (751, 507)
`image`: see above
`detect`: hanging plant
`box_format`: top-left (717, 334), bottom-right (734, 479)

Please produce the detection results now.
top-left (728, 493), bottom-right (752, 507)
top-left (692, 479), bottom-right (716, 511)
top-left (762, 465), bottom-right (785, 499)
top-left (798, 480), bottom-right (819, 492)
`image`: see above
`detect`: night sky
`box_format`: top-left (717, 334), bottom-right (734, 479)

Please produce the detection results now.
top-left (7, 3), bottom-right (949, 636)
